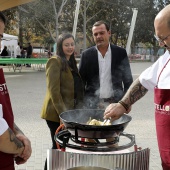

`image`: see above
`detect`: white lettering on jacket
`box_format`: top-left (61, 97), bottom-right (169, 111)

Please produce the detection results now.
top-left (0, 83), bottom-right (8, 95)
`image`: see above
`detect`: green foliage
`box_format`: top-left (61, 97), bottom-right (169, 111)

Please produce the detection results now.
top-left (4, 0), bottom-right (170, 53)
top-left (3, 8), bottom-right (18, 35)
top-left (19, 0), bottom-right (76, 45)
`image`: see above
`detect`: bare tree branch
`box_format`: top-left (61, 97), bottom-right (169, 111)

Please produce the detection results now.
top-left (86, 9), bottom-right (102, 23)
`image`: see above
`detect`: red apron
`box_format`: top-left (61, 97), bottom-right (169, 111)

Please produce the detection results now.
top-left (154, 58), bottom-right (170, 170)
top-left (0, 68), bottom-right (14, 170)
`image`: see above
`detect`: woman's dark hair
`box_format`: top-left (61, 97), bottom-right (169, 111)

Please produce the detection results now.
top-left (57, 33), bottom-right (78, 72)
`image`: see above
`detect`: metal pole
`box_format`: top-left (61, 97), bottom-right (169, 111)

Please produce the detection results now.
top-left (126, 8), bottom-right (138, 55)
top-left (72, 0), bottom-right (80, 38)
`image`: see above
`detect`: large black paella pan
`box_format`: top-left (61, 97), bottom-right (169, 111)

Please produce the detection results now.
top-left (59, 109), bottom-right (132, 139)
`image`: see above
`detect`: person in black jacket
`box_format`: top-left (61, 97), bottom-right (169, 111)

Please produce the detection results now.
top-left (79, 20), bottom-right (133, 109)
top-left (26, 42), bottom-right (33, 67)
top-left (1, 46), bottom-right (8, 57)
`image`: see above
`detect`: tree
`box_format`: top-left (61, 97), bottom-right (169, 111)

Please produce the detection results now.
top-left (3, 8), bottom-right (18, 35)
top-left (20, 0), bottom-right (76, 44)
top-left (79, 0), bottom-right (132, 48)
top-left (5, 0), bottom-right (170, 55)
top-left (132, 0), bottom-right (170, 55)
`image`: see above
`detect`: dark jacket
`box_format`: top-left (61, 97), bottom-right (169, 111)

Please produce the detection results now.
top-left (1, 48), bottom-right (8, 57)
top-left (79, 44), bottom-right (133, 102)
top-left (27, 45), bottom-right (32, 56)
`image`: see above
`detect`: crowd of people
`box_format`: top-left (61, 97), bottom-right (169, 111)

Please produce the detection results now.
top-left (1, 4), bottom-right (170, 170)
top-left (15, 42), bottom-right (33, 62)
top-left (0, 42), bottom-right (33, 59)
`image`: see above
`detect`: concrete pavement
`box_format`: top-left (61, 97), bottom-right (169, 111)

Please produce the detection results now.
top-left (2, 62), bottom-right (162, 170)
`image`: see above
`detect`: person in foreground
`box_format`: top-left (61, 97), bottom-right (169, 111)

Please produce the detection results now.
top-left (0, 12), bottom-right (31, 170)
top-left (79, 20), bottom-right (133, 109)
top-left (41, 33), bottom-right (84, 170)
top-left (104, 4), bottom-right (170, 170)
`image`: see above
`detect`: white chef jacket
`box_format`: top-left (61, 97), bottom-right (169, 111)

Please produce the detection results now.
top-left (0, 104), bottom-right (8, 135)
top-left (139, 51), bottom-right (170, 90)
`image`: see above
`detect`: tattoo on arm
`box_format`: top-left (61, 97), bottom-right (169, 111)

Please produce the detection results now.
top-left (14, 123), bottom-right (24, 135)
top-left (8, 128), bottom-right (24, 149)
top-left (123, 78), bottom-right (148, 107)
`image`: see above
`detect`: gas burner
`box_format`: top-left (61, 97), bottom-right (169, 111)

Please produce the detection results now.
top-left (71, 135), bottom-right (119, 146)
top-left (50, 110), bottom-right (150, 169)
top-left (55, 130), bottom-right (136, 152)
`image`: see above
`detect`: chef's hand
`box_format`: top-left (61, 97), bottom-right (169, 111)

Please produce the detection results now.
top-left (15, 134), bottom-right (32, 161)
top-left (15, 156), bottom-right (27, 165)
top-left (104, 103), bottom-right (130, 121)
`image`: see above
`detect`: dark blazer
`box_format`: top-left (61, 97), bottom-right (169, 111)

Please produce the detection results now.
top-left (79, 44), bottom-right (133, 102)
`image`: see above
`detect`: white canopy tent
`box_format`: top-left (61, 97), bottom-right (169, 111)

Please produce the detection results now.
top-left (1, 33), bottom-right (18, 57)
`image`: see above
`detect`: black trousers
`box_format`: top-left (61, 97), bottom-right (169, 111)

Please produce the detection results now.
top-left (16, 55), bottom-right (21, 67)
top-left (44, 120), bottom-right (60, 170)
top-left (26, 55), bottom-right (31, 67)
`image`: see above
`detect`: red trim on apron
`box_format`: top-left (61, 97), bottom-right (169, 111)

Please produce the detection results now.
top-left (154, 58), bottom-right (170, 170)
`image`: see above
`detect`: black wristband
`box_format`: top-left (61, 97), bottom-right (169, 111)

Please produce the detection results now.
top-left (118, 101), bottom-right (129, 111)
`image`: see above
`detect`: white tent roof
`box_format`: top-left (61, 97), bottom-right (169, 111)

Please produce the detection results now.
top-left (1, 33), bottom-right (18, 57)
top-left (2, 33), bottom-right (18, 40)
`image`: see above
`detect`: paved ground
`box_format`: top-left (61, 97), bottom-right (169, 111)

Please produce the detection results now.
top-left (2, 62), bottom-right (162, 170)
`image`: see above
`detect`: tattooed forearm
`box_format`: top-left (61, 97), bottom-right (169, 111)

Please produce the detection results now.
top-left (8, 128), bottom-right (24, 149)
top-left (130, 79), bottom-right (148, 104)
top-left (122, 78), bottom-right (148, 107)
top-left (14, 123), bottom-right (24, 135)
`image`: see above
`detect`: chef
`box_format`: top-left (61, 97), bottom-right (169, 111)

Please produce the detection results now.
top-left (104, 4), bottom-right (170, 170)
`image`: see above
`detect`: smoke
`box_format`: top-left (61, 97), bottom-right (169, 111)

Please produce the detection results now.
top-left (83, 95), bottom-right (99, 109)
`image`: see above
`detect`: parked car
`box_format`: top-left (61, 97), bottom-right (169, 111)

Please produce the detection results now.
top-left (32, 47), bottom-right (47, 58)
